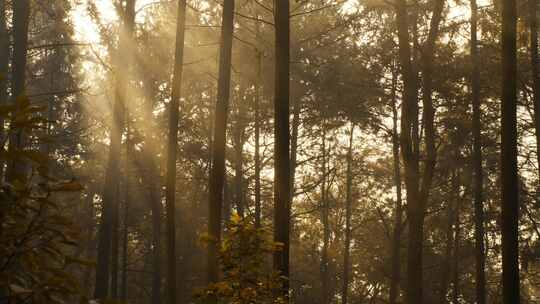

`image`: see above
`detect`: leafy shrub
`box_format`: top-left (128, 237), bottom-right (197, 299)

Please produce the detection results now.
top-left (195, 215), bottom-right (286, 304)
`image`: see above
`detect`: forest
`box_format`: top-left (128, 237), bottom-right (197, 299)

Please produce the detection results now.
top-left (0, 0), bottom-right (537, 303)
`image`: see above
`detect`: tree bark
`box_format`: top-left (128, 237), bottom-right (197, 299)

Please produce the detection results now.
top-left (121, 128), bottom-right (130, 302)
top-left (395, 0), bottom-right (444, 301)
top-left (471, 0), bottom-right (487, 302)
top-left (273, 0), bottom-right (291, 300)
top-left (290, 97), bottom-right (300, 205)
top-left (501, 0), bottom-right (520, 299)
top-left (320, 130), bottom-right (329, 304)
top-left (94, 0), bottom-right (135, 299)
top-left (530, 0), bottom-right (540, 180)
top-left (83, 189), bottom-right (96, 299)
top-left (0, 0), bottom-right (8, 153)
top-left (233, 103), bottom-right (246, 217)
top-left (342, 124), bottom-right (354, 304)
top-left (395, 0), bottom-right (421, 301)
top-left (389, 67), bottom-right (403, 304)
top-left (452, 175), bottom-right (460, 304)
top-left (208, 0), bottom-right (235, 283)
top-left (254, 49), bottom-right (262, 228)
top-left (438, 180), bottom-right (454, 304)
top-left (150, 183), bottom-right (162, 304)
top-left (165, 0), bottom-right (187, 302)
top-left (6, 0), bottom-right (30, 182)
top-left (111, 183), bottom-right (120, 298)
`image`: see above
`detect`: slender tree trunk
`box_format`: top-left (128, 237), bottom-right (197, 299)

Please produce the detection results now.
top-left (320, 130), bottom-right (329, 304)
top-left (94, 0), bottom-right (135, 299)
top-left (139, 62), bottom-right (163, 304)
top-left (233, 105), bottom-right (245, 217)
top-left (342, 124), bottom-right (354, 304)
top-left (395, 0), bottom-right (444, 301)
top-left (121, 157), bottom-right (129, 301)
top-left (394, 0), bottom-right (421, 302)
top-left (120, 94), bottom-right (132, 302)
top-left (0, 0), bottom-right (8, 230)
top-left (223, 177), bottom-right (231, 226)
top-left (530, 0), bottom-right (540, 180)
top-left (6, 0), bottom-right (30, 183)
top-left (452, 175), bottom-right (460, 304)
top-left (471, 0), bottom-right (487, 302)
top-left (501, 0), bottom-right (520, 298)
top-left (208, 0), bottom-right (235, 283)
top-left (438, 181), bottom-right (454, 304)
top-left (111, 183), bottom-right (120, 298)
top-left (150, 185), bottom-right (162, 304)
top-left (165, 0), bottom-right (186, 302)
top-left (273, 0), bottom-right (291, 300)
top-left (290, 97), bottom-right (300, 203)
top-left (0, 0), bottom-right (8, 158)
top-left (254, 50), bottom-right (262, 228)
top-left (389, 68), bottom-right (403, 304)
top-left (83, 189), bottom-right (96, 298)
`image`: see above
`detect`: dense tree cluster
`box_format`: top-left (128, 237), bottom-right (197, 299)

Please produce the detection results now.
top-left (0, 0), bottom-right (539, 303)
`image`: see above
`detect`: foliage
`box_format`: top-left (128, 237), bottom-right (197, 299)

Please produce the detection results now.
top-left (0, 98), bottom-right (86, 304)
top-left (194, 215), bottom-right (286, 304)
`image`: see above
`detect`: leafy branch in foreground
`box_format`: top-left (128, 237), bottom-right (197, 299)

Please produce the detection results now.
top-left (0, 97), bottom-right (87, 304)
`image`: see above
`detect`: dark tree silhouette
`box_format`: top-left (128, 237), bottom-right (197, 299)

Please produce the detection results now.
top-left (501, 0), bottom-right (520, 300)
top-left (273, 0), bottom-right (291, 300)
top-left (208, 0), bottom-right (235, 283)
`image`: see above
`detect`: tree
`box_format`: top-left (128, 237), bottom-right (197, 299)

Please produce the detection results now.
top-left (94, 0), bottom-right (135, 299)
top-left (6, 0), bottom-right (30, 182)
top-left (501, 0), bottom-right (520, 300)
top-left (273, 0), bottom-right (291, 301)
top-left (530, 0), bottom-right (540, 179)
top-left (165, 0), bottom-right (187, 303)
top-left (0, 0), bottom-right (8, 155)
top-left (389, 67), bottom-right (403, 304)
top-left (341, 124), bottom-right (354, 304)
top-left (470, 0), bottom-right (486, 302)
top-left (208, 0), bottom-right (235, 283)
top-left (254, 47), bottom-right (263, 228)
top-left (394, 0), bottom-right (444, 301)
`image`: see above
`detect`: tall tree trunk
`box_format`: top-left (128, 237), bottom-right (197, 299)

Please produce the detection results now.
top-left (0, 0), bottom-right (9, 229)
top-left (208, 0), bottom-right (235, 283)
top-left (6, 0), bottom-right (30, 182)
top-left (165, 0), bottom-right (187, 302)
top-left (438, 180), bottom-right (454, 304)
top-left (94, 0), bottom-right (135, 299)
top-left (150, 184), bottom-right (162, 304)
top-left (0, 0), bottom-right (8, 157)
top-left (471, 0), bottom-right (487, 302)
top-left (395, 0), bottom-right (444, 301)
top-left (254, 50), bottom-right (262, 228)
top-left (452, 175), bottom-right (460, 304)
top-left (273, 0), bottom-right (291, 300)
top-left (394, 0), bottom-right (421, 301)
top-left (223, 176), bottom-right (231, 226)
top-left (389, 68), bottom-right (403, 304)
top-left (139, 58), bottom-right (163, 304)
top-left (342, 124), bottom-right (354, 304)
top-left (530, 0), bottom-right (540, 179)
top-left (83, 189), bottom-right (96, 298)
top-left (233, 104), bottom-right (245, 217)
top-left (121, 132), bottom-right (130, 302)
top-left (111, 183), bottom-right (120, 298)
top-left (290, 97), bottom-right (300, 204)
top-left (120, 97), bottom-right (132, 302)
top-left (320, 130), bottom-right (329, 304)
top-left (501, 0), bottom-right (520, 298)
